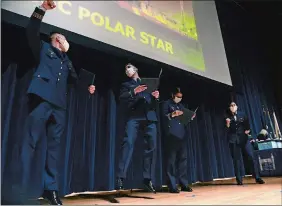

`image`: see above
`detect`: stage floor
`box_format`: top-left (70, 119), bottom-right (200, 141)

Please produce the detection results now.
top-left (60, 177), bottom-right (281, 205)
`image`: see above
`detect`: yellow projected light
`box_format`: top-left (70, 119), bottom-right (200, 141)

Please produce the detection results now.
top-left (77, 6), bottom-right (174, 55)
top-left (54, 1), bottom-right (204, 70)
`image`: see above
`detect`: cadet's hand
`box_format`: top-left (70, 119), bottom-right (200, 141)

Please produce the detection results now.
top-left (88, 85), bottom-right (96, 94)
top-left (245, 130), bottom-right (250, 135)
top-left (41, 0), bottom-right (56, 10)
top-left (172, 110), bottom-right (183, 117)
top-left (134, 85), bottom-right (147, 94)
top-left (226, 118), bottom-right (231, 127)
top-left (151, 90), bottom-right (159, 99)
top-left (191, 113), bottom-right (196, 120)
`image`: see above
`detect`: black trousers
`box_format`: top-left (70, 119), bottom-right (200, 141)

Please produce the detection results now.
top-left (20, 94), bottom-right (66, 197)
top-left (117, 119), bottom-right (157, 179)
top-left (229, 140), bottom-right (260, 182)
top-left (165, 135), bottom-right (188, 190)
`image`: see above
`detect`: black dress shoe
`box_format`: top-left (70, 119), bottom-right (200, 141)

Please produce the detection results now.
top-left (169, 188), bottom-right (180, 193)
top-left (181, 186), bottom-right (193, 192)
top-left (143, 179), bottom-right (156, 193)
top-left (116, 178), bottom-right (124, 190)
top-left (42, 190), bottom-right (62, 205)
top-left (237, 181), bottom-right (243, 185)
top-left (256, 178), bottom-right (265, 184)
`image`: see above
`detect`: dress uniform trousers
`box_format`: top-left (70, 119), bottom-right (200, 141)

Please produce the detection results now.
top-left (165, 135), bottom-right (188, 190)
top-left (117, 119), bottom-right (157, 179)
top-left (226, 112), bottom-right (261, 183)
top-left (229, 140), bottom-right (260, 182)
top-left (20, 95), bottom-right (65, 197)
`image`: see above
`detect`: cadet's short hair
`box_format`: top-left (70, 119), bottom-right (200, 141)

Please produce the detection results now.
top-left (125, 63), bottom-right (138, 72)
top-left (171, 87), bottom-right (181, 95)
top-left (49, 31), bottom-right (66, 39)
top-left (229, 102), bottom-right (237, 107)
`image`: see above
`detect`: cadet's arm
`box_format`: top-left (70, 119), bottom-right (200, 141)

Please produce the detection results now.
top-left (26, 6), bottom-right (46, 65)
top-left (119, 83), bottom-right (143, 109)
top-left (162, 101), bottom-right (173, 120)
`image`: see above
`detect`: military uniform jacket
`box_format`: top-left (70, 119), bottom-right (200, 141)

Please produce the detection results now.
top-left (162, 99), bottom-right (186, 139)
top-left (225, 111), bottom-right (251, 144)
top-left (119, 78), bottom-right (158, 121)
top-left (26, 7), bottom-right (78, 109)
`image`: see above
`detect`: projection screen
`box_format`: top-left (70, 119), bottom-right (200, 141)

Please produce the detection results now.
top-left (1, 1), bottom-right (232, 85)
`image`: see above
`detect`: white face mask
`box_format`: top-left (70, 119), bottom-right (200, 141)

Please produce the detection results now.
top-left (125, 65), bottom-right (137, 77)
top-left (173, 97), bottom-right (182, 103)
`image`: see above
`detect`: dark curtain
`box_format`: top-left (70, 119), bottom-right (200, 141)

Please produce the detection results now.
top-left (216, 2), bottom-right (282, 174)
top-left (216, 2), bottom-right (282, 138)
top-left (2, 1), bottom-right (281, 199)
top-left (1, 61), bottom-right (236, 198)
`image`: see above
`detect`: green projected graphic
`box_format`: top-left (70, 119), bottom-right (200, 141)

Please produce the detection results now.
top-left (115, 1), bottom-right (205, 71)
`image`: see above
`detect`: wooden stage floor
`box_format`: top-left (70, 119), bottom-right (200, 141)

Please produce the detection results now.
top-left (58, 177), bottom-right (281, 205)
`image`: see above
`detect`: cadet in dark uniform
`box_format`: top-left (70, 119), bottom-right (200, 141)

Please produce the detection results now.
top-left (162, 88), bottom-right (194, 193)
top-left (116, 63), bottom-right (159, 193)
top-left (225, 102), bottom-right (265, 185)
top-left (21, 1), bottom-right (95, 204)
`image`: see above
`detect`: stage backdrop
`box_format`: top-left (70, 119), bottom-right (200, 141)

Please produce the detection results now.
top-left (1, 62), bottom-right (234, 199)
top-left (1, 1), bottom-right (281, 200)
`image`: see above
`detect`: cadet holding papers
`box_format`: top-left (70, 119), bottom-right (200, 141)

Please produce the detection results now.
top-left (116, 63), bottom-right (159, 193)
top-left (140, 78), bottom-right (160, 94)
top-left (176, 107), bottom-right (197, 125)
top-left (140, 68), bottom-right (162, 94)
top-left (162, 87), bottom-right (195, 193)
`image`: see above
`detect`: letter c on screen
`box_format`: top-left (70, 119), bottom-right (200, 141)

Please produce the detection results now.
top-left (57, 1), bottom-right (72, 15)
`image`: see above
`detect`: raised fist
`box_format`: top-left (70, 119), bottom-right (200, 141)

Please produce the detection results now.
top-left (88, 85), bottom-right (96, 94)
top-left (42, 0), bottom-right (56, 10)
top-left (151, 90), bottom-right (159, 99)
top-left (226, 118), bottom-right (231, 127)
